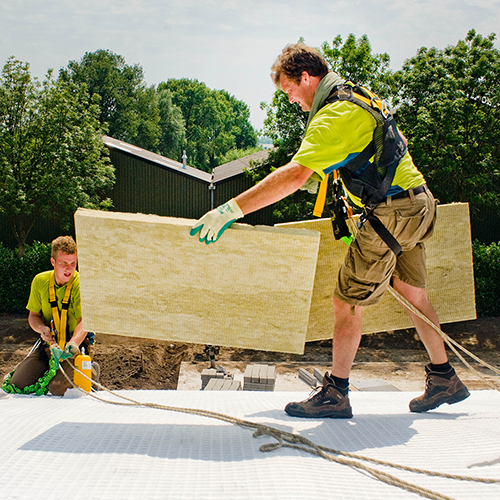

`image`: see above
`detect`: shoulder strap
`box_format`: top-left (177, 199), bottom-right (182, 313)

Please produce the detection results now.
top-left (325, 83), bottom-right (407, 207)
top-left (49, 271), bottom-right (75, 349)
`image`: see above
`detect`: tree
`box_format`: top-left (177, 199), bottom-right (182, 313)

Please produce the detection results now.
top-left (61, 49), bottom-right (161, 151)
top-left (0, 57), bottom-right (114, 256)
top-left (160, 79), bottom-right (257, 172)
top-left (157, 86), bottom-right (186, 160)
top-left (393, 30), bottom-right (500, 211)
top-left (321, 34), bottom-right (393, 97)
top-left (247, 90), bottom-right (314, 222)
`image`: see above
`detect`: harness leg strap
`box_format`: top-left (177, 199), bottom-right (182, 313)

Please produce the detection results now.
top-left (366, 212), bottom-right (402, 256)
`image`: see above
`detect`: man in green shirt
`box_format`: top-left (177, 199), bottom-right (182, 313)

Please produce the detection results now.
top-left (5, 236), bottom-right (96, 396)
top-left (190, 43), bottom-right (469, 418)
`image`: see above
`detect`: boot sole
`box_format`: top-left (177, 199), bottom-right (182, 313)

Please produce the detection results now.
top-left (410, 387), bottom-right (470, 413)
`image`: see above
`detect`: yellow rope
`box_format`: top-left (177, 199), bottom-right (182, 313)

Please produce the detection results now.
top-left (58, 363), bottom-right (500, 500)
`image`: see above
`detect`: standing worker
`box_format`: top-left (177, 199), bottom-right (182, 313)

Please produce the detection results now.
top-left (190, 43), bottom-right (469, 418)
top-left (3, 236), bottom-right (97, 396)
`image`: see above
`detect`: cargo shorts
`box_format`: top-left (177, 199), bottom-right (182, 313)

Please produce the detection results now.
top-left (334, 185), bottom-right (437, 307)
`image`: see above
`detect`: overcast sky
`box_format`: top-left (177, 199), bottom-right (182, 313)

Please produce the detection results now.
top-left (1, 0), bottom-right (499, 131)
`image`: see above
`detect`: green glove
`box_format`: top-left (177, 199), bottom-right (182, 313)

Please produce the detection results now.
top-left (190, 199), bottom-right (243, 244)
top-left (65, 342), bottom-right (80, 357)
top-left (50, 345), bottom-right (73, 370)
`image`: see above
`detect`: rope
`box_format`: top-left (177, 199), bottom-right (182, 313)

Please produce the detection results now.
top-left (57, 363), bottom-right (500, 500)
top-left (388, 286), bottom-right (500, 390)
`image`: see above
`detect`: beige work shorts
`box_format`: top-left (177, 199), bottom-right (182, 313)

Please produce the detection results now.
top-left (334, 186), bottom-right (437, 307)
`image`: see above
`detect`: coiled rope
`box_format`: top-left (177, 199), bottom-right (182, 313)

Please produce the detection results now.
top-left (59, 363), bottom-right (499, 500)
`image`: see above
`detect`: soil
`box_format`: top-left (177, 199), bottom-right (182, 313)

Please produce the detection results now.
top-left (1, 313), bottom-right (500, 391)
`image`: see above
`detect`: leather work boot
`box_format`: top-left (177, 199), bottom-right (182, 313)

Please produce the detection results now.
top-left (285, 373), bottom-right (353, 419)
top-left (409, 364), bottom-right (470, 413)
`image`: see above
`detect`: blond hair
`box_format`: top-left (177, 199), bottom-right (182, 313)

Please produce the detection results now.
top-left (51, 236), bottom-right (77, 258)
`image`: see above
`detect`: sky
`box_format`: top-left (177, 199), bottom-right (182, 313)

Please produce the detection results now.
top-left (1, 0), bottom-right (499, 131)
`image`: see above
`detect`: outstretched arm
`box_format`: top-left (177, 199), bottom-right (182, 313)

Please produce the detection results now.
top-left (190, 162), bottom-right (313, 244)
top-left (235, 162), bottom-right (313, 215)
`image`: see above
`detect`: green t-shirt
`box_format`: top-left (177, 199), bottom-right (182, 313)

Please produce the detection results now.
top-left (292, 100), bottom-right (425, 206)
top-left (26, 270), bottom-right (82, 337)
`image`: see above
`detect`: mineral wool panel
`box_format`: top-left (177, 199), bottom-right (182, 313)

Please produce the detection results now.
top-left (278, 202), bottom-right (476, 341)
top-left (74, 209), bottom-right (320, 354)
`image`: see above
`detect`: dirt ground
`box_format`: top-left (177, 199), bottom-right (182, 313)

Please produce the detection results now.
top-left (1, 313), bottom-right (500, 391)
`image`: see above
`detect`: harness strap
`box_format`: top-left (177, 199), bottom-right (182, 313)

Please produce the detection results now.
top-left (49, 271), bottom-right (75, 349)
top-left (313, 174), bottom-right (330, 217)
top-left (366, 211), bottom-right (402, 256)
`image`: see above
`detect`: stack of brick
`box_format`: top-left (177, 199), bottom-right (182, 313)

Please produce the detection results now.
top-left (201, 368), bottom-right (235, 390)
top-left (204, 378), bottom-right (241, 391)
top-left (243, 364), bottom-right (276, 391)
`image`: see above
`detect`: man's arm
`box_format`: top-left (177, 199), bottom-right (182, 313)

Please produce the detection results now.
top-left (235, 162), bottom-right (314, 215)
top-left (191, 162), bottom-right (313, 243)
top-left (28, 311), bottom-right (53, 344)
top-left (68, 318), bottom-right (87, 347)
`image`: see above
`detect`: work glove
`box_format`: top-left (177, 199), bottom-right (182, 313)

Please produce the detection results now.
top-left (65, 342), bottom-right (80, 357)
top-left (190, 199), bottom-right (243, 244)
top-left (299, 177), bottom-right (319, 194)
top-left (50, 345), bottom-right (73, 370)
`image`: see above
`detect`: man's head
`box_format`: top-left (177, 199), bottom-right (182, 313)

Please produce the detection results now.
top-left (271, 43), bottom-right (329, 111)
top-left (51, 236), bottom-right (77, 286)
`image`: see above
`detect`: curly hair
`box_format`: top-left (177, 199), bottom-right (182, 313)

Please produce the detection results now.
top-left (51, 236), bottom-right (77, 258)
top-left (271, 43), bottom-right (329, 87)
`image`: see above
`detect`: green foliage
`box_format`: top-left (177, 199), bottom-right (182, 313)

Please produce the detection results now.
top-left (157, 86), bottom-right (186, 160)
top-left (393, 30), bottom-right (500, 212)
top-left (61, 49), bottom-right (162, 152)
top-left (472, 240), bottom-right (500, 316)
top-left (0, 241), bottom-right (51, 314)
top-left (250, 91), bottom-right (314, 222)
top-left (218, 146), bottom-right (263, 165)
top-left (160, 79), bottom-right (257, 172)
top-left (0, 57), bottom-right (115, 255)
top-left (321, 34), bottom-right (393, 98)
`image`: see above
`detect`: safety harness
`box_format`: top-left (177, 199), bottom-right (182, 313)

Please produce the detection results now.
top-left (314, 82), bottom-right (408, 255)
top-left (49, 271), bottom-right (76, 348)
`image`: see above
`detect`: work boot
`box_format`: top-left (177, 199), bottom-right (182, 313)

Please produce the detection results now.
top-left (285, 373), bottom-right (353, 419)
top-left (409, 364), bottom-right (470, 413)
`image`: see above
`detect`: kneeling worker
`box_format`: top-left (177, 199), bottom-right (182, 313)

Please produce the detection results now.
top-left (3, 236), bottom-right (97, 396)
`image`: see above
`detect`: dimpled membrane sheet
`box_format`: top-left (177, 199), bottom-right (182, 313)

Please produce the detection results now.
top-left (278, 203), bottom-right (476, 341)
top-left (1, 389), bottom-right (500, 499)
top-left (74, 209), bottom-right (320, 354)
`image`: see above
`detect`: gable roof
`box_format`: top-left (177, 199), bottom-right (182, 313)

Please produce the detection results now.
top-left (103, 136), bottom-right (212, 183)
top-left (103, 135), bottom-right (270, 185)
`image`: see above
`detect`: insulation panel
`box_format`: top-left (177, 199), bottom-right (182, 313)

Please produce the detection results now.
top-left (74, 209), bottom-right (320, 354)
top-left (279, 203), bottom-right (476, 341)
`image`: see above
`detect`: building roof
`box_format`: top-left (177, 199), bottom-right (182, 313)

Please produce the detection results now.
top-left (103, 135), bottom-right (270, 185)
top-left (103, 136), bottom-right (212, 183)
top-left (2, 389), bottom-right (498, 499)
top-left (212, 149), bottom-right (270, 183)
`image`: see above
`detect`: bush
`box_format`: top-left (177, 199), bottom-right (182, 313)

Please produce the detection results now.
top-left (473, 240), bottom-right (500, 317)
top-left (0, 241), bottom-right (52, 314)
